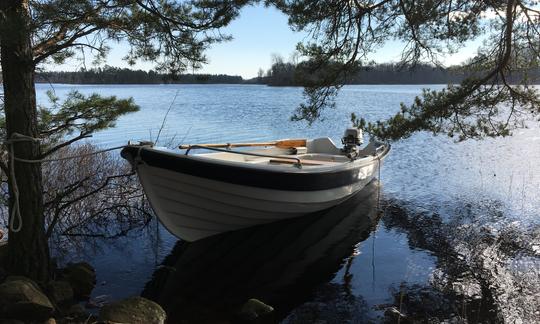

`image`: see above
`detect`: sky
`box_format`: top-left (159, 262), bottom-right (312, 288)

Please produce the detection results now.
top-left (51, 3), bottom-right (482, 79)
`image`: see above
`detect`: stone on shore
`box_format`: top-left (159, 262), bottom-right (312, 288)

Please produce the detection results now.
top-left (384, 306), bottom-right (407, 321)
top-left (0, 241), bottom-right (7, 262)
top-left (0, 267), bottom-right (6, 284)
top-left (66, 303), bottom-right (87, 316)
top-left (238, 298), bottom-right (274, 321)
top-left (61, 262), bottom-right (96, 299)
top-left (0, 242), bottom-right (7, 282)
top-left (47, 280), bottom-right (74, 305)
top-left (99, 296), bottom-right (166, 324)
top-left (0, 319), bottom-right (25, 324)
top-left (0, 276), bottom-right (54, 321)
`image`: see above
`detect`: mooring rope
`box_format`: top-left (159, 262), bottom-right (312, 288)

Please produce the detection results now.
top-left (376, 152), bottom-right (382, 215)
top-left (4, 132), bottom-right (127, 233)
top-left (12, 145), bottom-right (126, 164)
top-left (7, 142), bottom-right (23, 233)
top-left (4, 133), bottom-right (40, 233)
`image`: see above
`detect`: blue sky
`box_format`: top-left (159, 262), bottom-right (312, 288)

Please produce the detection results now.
top-left (51, 3), bottom-right (481, 78)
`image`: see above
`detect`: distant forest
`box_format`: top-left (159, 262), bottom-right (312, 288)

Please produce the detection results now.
top-left (262, 61), bottom-right (466, 86)
top-left (262, 56), bottom-right (540, 86)
top-left (36, 67), bottom-right (243, 84)
top-left (33, 63), bottom-right (540, 86)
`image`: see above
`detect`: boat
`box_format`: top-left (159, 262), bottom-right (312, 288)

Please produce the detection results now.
top-left (121, 128), bottom-right (390, 241)
top-left (142, 182), bottom-right (381, 322)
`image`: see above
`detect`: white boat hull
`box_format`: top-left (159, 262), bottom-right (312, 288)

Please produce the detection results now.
top-left (122, 138), bottom-right (391, 241)
top-left (137, 161), bottom-right (379, 241)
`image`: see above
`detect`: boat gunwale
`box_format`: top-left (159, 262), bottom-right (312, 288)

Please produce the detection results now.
top-left (124, 142), bottom-right (390, 175)
top-left (121, 142), bottom-right (390, 191)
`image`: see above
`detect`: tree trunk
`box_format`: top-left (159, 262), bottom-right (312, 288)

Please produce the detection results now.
top-left (0, 0), bottom-right (50, 282)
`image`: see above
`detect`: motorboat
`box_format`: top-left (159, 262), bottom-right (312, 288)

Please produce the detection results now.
top-left (142, 182), bottom-right (382, 322)
top-left (121, 128), bottom-right (390, 241)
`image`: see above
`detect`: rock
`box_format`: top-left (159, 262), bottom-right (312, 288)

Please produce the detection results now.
top-left (47, 280), bottom-right (74, 305)
top-left (62, 262), bottom-right (96, 299)
top-left (0, 241), bottom-right (7, 262)
top-left (238, 298), bottom-right (274, 321)
top-left (0, 242), bottom-right (8, 281)
top-left (0, 319), bottom-right (25, 324)
top-left (384, 306), bottom-right (407, 321)
top-left (66, 303), bottom-right (87, 316)
top-left (0, 267), bottom-right (7, 284)
top-left (99, 296), bottom-right (166, 324)
top-left (85, 299), bottom-right (102, 309)
top-left (0, 276), bottom-right (54, 321)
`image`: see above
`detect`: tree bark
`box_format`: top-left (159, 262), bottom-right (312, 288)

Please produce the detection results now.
top-left (0, 0), bottom-right (50, 282)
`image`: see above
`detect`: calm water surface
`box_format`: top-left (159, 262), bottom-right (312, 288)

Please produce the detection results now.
top-left (35, 84), bottom-right (540, 323)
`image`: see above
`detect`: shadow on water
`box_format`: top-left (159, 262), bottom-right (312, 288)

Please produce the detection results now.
top-left (142, 181), bottom-right (382, 323)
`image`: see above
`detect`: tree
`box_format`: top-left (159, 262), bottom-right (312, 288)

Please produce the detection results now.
top-left (267, 53), bottom-right (297, 86)
top-left (0, 0), bottom-right (251, 282)
top-left (274, 0), bottom-right (540, 141)
top-left (0, 91), bottom-right (156, 257)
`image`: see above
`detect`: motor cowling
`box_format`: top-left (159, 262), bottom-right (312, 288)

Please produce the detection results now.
top-left (341, 128), bottom-right (363, 155)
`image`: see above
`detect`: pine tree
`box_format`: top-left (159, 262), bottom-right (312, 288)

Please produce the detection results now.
top-left (274, 0), bottom-right (540, 140)
top-left (0, 0), bottom-right (251, 282)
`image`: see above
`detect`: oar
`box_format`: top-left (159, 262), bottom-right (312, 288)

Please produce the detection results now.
top-left (179, 139), bottom-right (307, 150)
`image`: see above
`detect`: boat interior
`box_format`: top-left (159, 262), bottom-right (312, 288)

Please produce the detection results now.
top-left (192, 137), bottom-right (380, 168)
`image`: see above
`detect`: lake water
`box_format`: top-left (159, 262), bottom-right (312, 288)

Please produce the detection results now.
top-left (35, 84), bottom-right (539, 323)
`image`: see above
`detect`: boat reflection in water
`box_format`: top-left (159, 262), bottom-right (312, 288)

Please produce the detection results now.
top-left (142, 181), bottom-right (382, 323)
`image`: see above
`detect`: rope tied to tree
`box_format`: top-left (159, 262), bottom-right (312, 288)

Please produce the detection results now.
top-left (4, 133), bottom-right (40, 233)
top-left (4, 132), bottom-right (127, 233)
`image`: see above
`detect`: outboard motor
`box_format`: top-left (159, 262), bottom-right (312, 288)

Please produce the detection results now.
top-left (341, 127), bottom-right (363, 158)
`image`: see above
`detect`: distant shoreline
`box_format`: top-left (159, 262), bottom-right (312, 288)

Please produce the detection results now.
top-left (34, 82), bottom-right (454, 86)
top-left (19, 64), bottom-right (540, 87)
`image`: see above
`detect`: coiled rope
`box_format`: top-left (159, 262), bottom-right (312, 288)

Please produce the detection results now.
top-left (4, 132), bottom-right (126, 233)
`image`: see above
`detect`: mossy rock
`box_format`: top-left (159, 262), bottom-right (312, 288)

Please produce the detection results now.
top-left (0, 268), bottom-right (7, 282)
top-left (69, 262), bottom-right (94, 274)
top-left (4, 276), bottom-right (47, 296)
top-left (47, 280), bottom-right (74, 305)
top-left (66, 303), bottom-right (86, 316)
top-left (62, 262), bottom-right (96, 299)
top-left (99, 296), bottom-right (166, 324)
top-left (0, 241), bottom-right (7, 262)
top-left (0, 276), bottom-right (54, 321)
top-left (0, 319), bottom-right (25, 324)
top-left (0, 242), bottom-right (8, 282)
top-left (238, 298), bottom-right (274, 321)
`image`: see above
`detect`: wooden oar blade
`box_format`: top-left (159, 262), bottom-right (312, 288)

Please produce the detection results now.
top-left (275, 139), bottom-right (307, 148)
top-left (179, 138), bottom-right (306, 150)
top-left (179, 142), bottom-right (275, 149)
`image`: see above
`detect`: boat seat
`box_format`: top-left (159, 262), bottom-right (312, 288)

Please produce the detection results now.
top-left (292, 146), bottom-right (308, 154)
top-left (269, 158), bottom-right (339, 166)
top-left (307, 137), bottom-right (341, 154)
